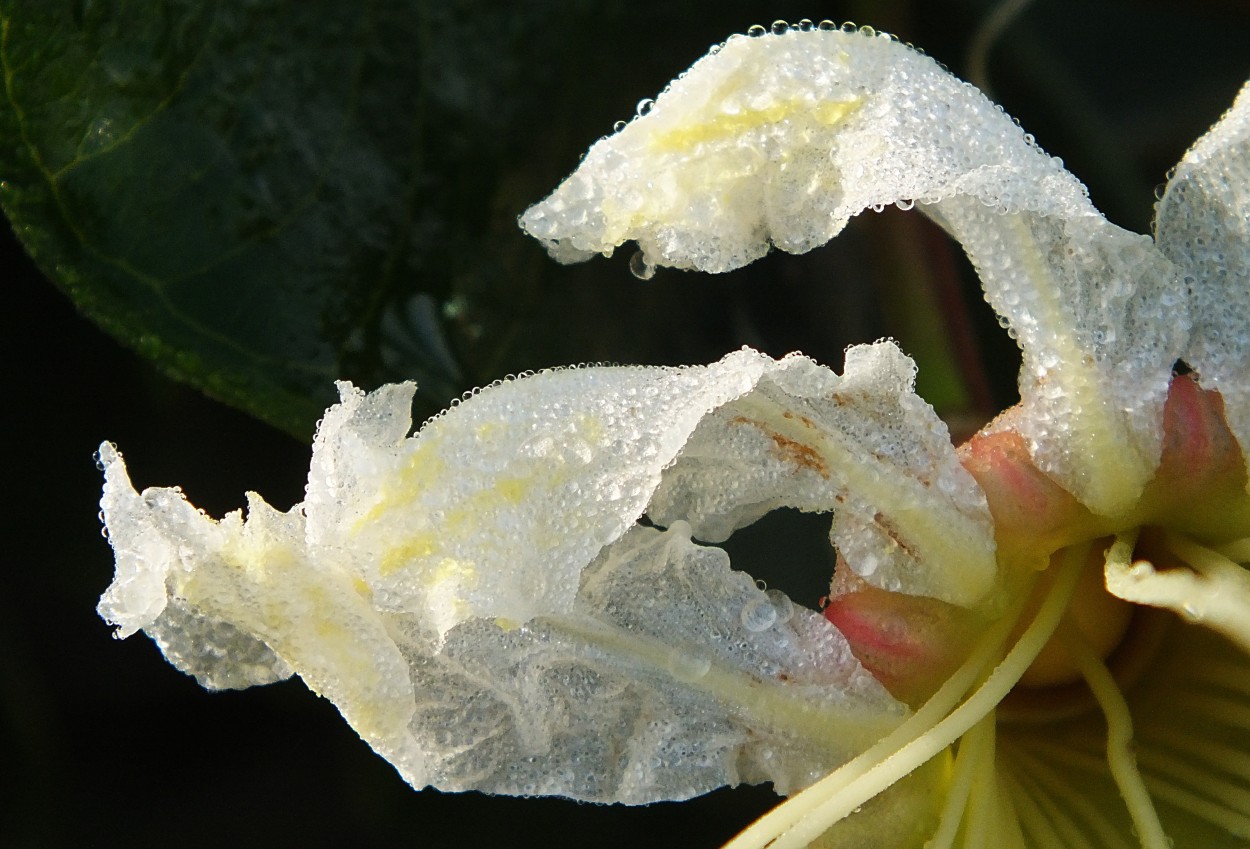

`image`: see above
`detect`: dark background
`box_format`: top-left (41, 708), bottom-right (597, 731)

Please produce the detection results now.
top-left (4, 1), bottom-right (1248, 847)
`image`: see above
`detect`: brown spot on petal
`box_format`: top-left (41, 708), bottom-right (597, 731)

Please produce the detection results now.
top-left (730, 416), bottom-right (830, 478)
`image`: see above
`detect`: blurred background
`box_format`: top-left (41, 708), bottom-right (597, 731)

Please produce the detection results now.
top-left (3, 1), bottom-right (1248, 847)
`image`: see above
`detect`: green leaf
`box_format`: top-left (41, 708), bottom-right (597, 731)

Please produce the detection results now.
top-left (0, 0), bottom-right (613, 437)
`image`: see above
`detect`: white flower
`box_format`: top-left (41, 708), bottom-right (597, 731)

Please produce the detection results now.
top-left (102, 22), bottom-right (1250, 849)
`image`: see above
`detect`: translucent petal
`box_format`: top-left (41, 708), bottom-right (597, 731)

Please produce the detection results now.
top-left (520, 26), bottom-right (1185, 516)
top-left (98, 358), bottom-right (906, 801)
top-left (1156, 81), bottom-right (1250, 482)
top-left (650, 341), bottom-right (997, 606)
top-left (300, 350), bottom-right (777, 638)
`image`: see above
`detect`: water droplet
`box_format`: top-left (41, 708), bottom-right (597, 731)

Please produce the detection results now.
top-left (840, 21), bottom-right (857, 33)
top-left (860, 25), bottom-right (877, 37)
top-left (896, 199), bottom-right (915, 211)
top-left (770, 20), bottom-right (790, 35)
top-left (629, 250), bottom-right (656, 281)
top-left (741, 598), bottom-right (778, 632)
top-left (797, 19), bottom-right (814, 31)
top-left (818, 20), bottom-right (836, 31)
top-left (635, 98), bottom-right (654, 118)
top-left (766, 589), bottom-right (795, 625)
top-left (747, 24), bottom-right (766, 37)
top-left (1180, 602), bottom-right (1201, 621)
top-left (667, 650), bottom-right (712, 682)
top-left (613, 120), bottom-right (626, 133)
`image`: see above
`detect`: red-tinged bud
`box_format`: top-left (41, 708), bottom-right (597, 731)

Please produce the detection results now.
top-left (824, 562), bottom-right (980, 705)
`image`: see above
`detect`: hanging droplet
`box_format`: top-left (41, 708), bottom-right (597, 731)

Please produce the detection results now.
top-left (629, 250), bottom-right (656, 281)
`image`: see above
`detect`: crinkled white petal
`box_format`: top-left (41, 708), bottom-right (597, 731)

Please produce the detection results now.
top-left (302, 349), bottom-right (778, 639)
top-left (650, 341), bottom-right (997, 606)
top-left (520, 26), bottom-right (1186, 516)
top-left (98, 358), bottom-right (906, 802)
top-left (1156, 80), bottom-right (1250, 483)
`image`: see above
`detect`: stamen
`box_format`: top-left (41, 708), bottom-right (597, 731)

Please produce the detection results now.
top-left (1106, 533), bottom-right (1250, 654)
top-left (1058, 621), bottom-right (1170, 849)
top-left (928, 714), bottom-right (994, 849)
top-left (963, 714), bottom-right (1000, 847)
top-left (723, 545), bottom-right (1086, 849)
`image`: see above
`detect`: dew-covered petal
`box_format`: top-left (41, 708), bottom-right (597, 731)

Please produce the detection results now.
top-left (414, 523), bottom-right (903, 802)
top-left (1156, 81), bottom-right (1250, 481)
top-left (301, 349), bottom-right (780, 638)
top-left (98, 445), bottom-right (427, 774)
top-left (520, 26), bottom-right (1185, 516)
top-left (97, 407), bottom-right (905, 805)
top-left (650, 341), bottom-right (998, 607)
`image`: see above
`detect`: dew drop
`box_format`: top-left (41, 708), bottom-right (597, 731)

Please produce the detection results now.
top-left (896, 199), bottom-right (915, 211)
top-left (667, 650), bottom-right (712, 682)
top-left (629, 250), bottom-right (656, 281)
top-left (741, 598), bottom-right (778, 632)
top-left (613, 120), bottom-right (626, 133)
top-left (766, 589), bottom-right (795, 625)
top-left (818, 20), bottom-right (836, 31)
top-left (770, 20), bottom-right (789, 35)
top-left (840, 21), bottom-right (857, 33)
top-left (635, 98), bottom-right (654, 118)
top-left (859, 25), bottom-right (877, 37)
top-left (747, 24), bottom-right (766, 37)
top-left (797, 19), bottom-right (814, 31)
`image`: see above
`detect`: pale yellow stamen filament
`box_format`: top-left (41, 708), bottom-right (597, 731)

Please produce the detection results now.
top-left (724, 545), bottom-right (1086, 849)
top-left (1057, 621), bottom-right (1169, 849)
top-left (928, 714), bottom-right (995, 849)
top-left (1106, 533), bottom-right (1250, 653)
top-left (963, 713), bottom-right (1000, 847)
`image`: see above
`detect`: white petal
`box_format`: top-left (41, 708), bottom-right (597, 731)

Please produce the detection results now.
top-left (650, 342), bottom-right (997, 606)
top-left (421, 523), bottom-right (902, 802)
top-left (98, 365), bottom-right (906, 802)
top-left (1156, 81), bottom-right (1250, 478)
top-left (302, 349), bottom-right (778, 638)
top-left (520, 27), bottom-right (1184, 515)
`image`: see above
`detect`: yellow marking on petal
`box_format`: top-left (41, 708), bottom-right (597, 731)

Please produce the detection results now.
top-left (494, 617), bottom-right (521, 631)
top-left (646, 97), bottom-right (860, 153)
top-left (379, 533), bottom-right (439, 576)
top-left (351, 441), bottom-right (447, 534)
top-left (495, 477), bottom-right (528, 504)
